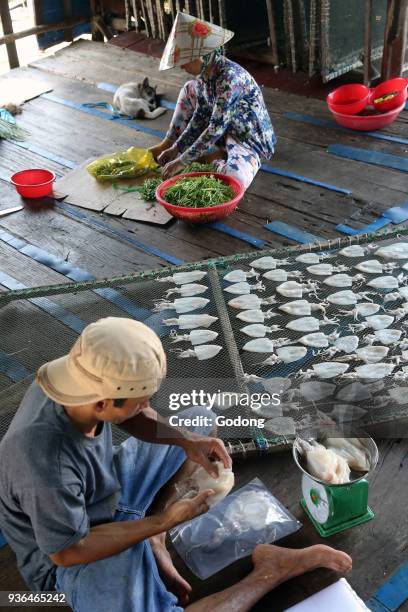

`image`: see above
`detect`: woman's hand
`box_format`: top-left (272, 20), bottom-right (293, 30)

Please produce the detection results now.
top-left (162, 158), bottom-right (186, 179)
top-left (158, 145), bottom-right (179, 166)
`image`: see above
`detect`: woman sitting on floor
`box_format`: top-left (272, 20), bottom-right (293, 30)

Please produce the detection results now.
top-left (150, 12), bottom-right (276, 190)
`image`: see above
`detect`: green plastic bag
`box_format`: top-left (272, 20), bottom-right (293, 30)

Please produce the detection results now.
top-left (86, 147), bottom-right (158, 182)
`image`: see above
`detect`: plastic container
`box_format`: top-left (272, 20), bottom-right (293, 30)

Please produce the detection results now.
top-left (329, 102), bottom-right (405, 131)
top-left (371, 77), bottom-right (408, 112)
top-left (327, 84), bottom-right (370, 115)
top-left (10, 169), bottom-right (55, 198)
top-left (156, 172), bottom-right (244, 223)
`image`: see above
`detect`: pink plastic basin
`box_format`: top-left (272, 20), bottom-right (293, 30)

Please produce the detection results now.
top-left (329, 102), bottom-right (405, 131)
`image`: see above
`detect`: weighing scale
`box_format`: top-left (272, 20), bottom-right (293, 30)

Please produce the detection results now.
top-left (293, 437), bottom-right (378, 537)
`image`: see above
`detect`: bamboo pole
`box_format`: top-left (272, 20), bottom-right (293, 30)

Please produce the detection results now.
top-left (381, 0), bottom-right (408, 79)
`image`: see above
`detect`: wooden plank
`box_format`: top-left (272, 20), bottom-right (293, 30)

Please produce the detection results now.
top-left (29, 39), bottom-right (187, 90)
top-left (0, 17), bottom-right (89, 46)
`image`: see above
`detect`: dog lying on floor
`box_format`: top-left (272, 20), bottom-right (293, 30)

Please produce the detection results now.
top-left (113, 77), bottom-right (167, 119)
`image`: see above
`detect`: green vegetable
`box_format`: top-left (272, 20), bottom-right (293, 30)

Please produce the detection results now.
top-left (164, 175), bottom-right (234, 208)
top-left (137, 178), bottom-right (162, 202)
top-left (0, 117), bottom-right (28, 141)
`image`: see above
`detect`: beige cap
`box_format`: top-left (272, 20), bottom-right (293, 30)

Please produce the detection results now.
top-left (159, 12), bottom-right (234, 71)
top-left (36, 317), bottom-right (166, 406)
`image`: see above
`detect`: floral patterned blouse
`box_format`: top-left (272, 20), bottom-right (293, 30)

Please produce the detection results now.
top-left (177, 53), bottom-right (276, 165)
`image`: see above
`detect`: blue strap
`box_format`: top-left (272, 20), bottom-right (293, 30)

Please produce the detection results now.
top-left (0, 229), bottom-right (151, 321)
top-left (96, 82), bottom-right (176, 109)
top-left (54, 201), bottom-right (184, 265)
top-left (336, 217), bottom-right (391, 235)
top-left (264, 220), bottom-right (322, 244)
top-left (10, 140), bottom-right (77, 169)
top-left (82, 101), bottom-right (123, 118)
top-left (42, 93), bottom-right (166, 139)
top-left (367, 563), bottom-right (408, 612)
top-left (336, 200), bottom-right (408, 235)
top-left (328, 144), bottom-right (408, 173)
top-left (208, 222), bottom-right (266, 248)
top-left (405, 100), bottom-right (408, 110)
top-left (0, 271), bottom-right (86, 334)
top-left (261, 163), bottom-right (352, 195)
top-left (0, 350), bottom-right (30, 382)
top-left (285, 111), bottom-right (408, 146)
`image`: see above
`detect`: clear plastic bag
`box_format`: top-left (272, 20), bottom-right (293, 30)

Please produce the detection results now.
top-left (170, 477), bottom-right (302, 579)
top-left (86, 147), bottom-right (158, 181)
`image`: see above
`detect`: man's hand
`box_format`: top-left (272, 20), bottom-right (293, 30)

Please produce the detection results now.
top-left (162, 158), bottom-right (186, 179)
top-left (158, 145), bottom-right (179, 166)
top-left (181, 434), bottom-right (232, 478)
top-left (162, 490), bottom-right (214, 528)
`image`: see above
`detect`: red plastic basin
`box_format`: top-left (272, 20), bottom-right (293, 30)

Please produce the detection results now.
top-left (156, 172), bottom-right (244, 224)
top-left (10, 169), bottom-right (55, 199)
top-left (371, 77), bottom-right (408, 112)
top-left (327, 84), bottom-right (370, 115)
top-left (329, 102), bottom-right (405, 131)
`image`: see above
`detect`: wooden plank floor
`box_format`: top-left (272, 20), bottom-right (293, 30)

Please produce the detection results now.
top-left (0, 39), bottom-right (407, 610)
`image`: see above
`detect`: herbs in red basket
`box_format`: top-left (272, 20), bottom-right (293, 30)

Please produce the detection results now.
top-left (164, 175), bottom-right (234, 208)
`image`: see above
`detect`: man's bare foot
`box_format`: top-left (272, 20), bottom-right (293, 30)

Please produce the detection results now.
top-left (150, 534), bottom-right (192, 606)
top-left (149, 138), bottom-right (175, 161)
top-left (252, 543), bottom-right (352, 588)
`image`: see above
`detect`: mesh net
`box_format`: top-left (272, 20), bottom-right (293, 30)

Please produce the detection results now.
top-left (1, 226), bottom-right (408, 451)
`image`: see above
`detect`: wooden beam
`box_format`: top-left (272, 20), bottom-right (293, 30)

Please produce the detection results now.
top-left (0, 17), bottom-right (89, 46)
top-left (363, 0), bottom-right (373, 85)
top-left (381, 0), bottom-right (408, 79)
top-left (0, 0), bottom-right (19, 69)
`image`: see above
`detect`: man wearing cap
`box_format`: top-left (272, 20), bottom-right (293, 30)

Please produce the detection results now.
top-left (149, 12), bottom-right (276, 190)
top-left (0, 317), bottom-right (352, 612)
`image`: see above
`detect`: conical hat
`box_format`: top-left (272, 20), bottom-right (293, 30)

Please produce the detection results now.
top-left (159, 12), bottom-right (234, 71)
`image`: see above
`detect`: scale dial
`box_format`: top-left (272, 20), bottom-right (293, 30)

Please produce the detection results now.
top-left (302, 474), bottom-right (330, 524)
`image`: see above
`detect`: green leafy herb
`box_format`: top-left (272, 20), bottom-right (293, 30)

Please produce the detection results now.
top-left (138, 178), bottom-right (162, 201)
top-left (0, 117), bottom-right (28, 141)
top-left (164, 175), bottom-right (234, 208)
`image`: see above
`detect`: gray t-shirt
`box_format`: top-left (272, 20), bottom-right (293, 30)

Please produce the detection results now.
top-left (0, 383), bottom-right (121, 591)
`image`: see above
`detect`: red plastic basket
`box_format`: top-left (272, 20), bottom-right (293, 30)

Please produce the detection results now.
top-left (371, 77), bottom-right (408, 112)
top-left (10, 169), bottom-right (55, 199)
top-left (329, 102), bottom-right (405, 131)
top-left (327, 84), bottom-right (370, 115)
top-left (156, 172), bottom-right (245, 223)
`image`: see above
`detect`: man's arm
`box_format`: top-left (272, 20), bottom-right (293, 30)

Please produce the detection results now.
top-left (119, 406), bottom-right (232, 476)
top-left (50, 489), bottom-right (213, 567)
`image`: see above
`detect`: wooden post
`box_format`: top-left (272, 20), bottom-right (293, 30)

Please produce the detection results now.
top-left (381, 0), bottom-right (408, 79)
top-left (363, 0), bottom-right (373, 85)
top-left (0, 0), bottom-right (19, 69)
top-left (265, 0), bottom-right (279, 67)
top-left (62, 0), bottom-right (74, 42)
